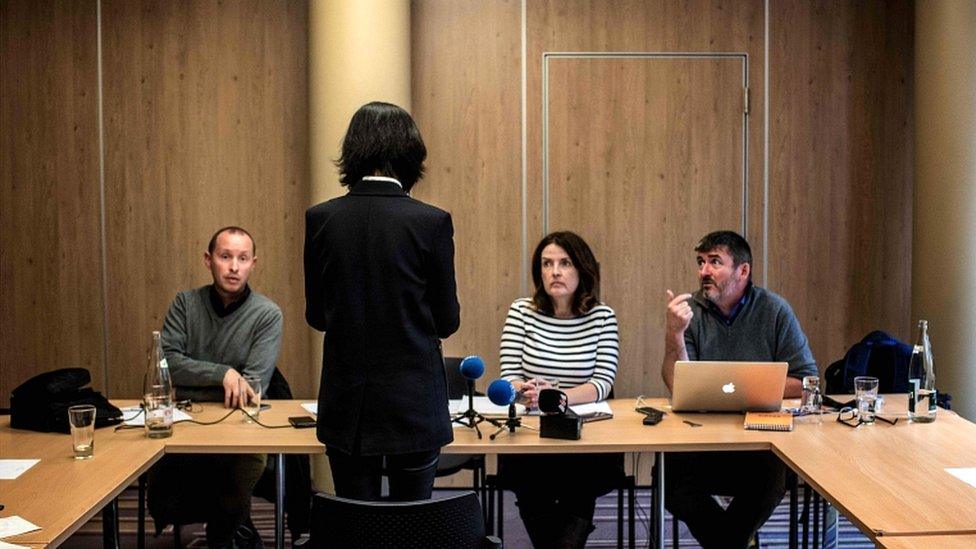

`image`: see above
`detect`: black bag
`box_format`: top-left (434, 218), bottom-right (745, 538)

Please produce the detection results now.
top-left (10, 368), bottom-right (123, 433)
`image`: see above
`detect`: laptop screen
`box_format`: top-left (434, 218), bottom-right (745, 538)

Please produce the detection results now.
top-left (671, 361), bottom-right (788, 412)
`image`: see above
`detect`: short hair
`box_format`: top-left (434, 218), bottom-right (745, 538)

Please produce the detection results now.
top-left (694, 230), bottom-right (751, 267)
top-left (530, 231), bottom-right (601, 317)
top-left (335, 101), bottom-right (427, 192)
top-left (207, 226), bottom-right (256, 256)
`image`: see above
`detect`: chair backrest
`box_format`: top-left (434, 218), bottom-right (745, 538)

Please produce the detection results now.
top-left (824, 331), bottom-right (913, 394)
top-left (443, 356), bottom-right (467, 399)
top-left (309, 491), bottom-right (489, 548)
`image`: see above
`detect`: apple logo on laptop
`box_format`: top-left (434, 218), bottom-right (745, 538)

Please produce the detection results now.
top-left (722, 382), bottom-right (736, 394)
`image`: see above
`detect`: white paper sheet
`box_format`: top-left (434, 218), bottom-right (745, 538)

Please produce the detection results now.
top-left (449, 396), bottom-right (526, 416)
top-left (0, 516), bottom-right (40, 540)
top-left (301, 402), bottom-right (317, 415)
top-left (120, 406), bottom-right (192, 426)
top-left (523, 400), bottom-right (614, 416)
top-left (0, 459), bottom-right (39, 480)
top-left (569, 401), bottom-right (613, 416)
top-left (946, 467), bottom-right (976, 489)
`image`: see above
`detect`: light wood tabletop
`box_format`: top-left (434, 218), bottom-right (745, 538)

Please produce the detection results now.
top-left (877, 534), bottom-right (976, 548)
top-left (3, 397), bottom-right (975, 547)
top-left (0, 417), bottom-right (165, 546)
top-left (772, 397), bottom-right (976, 539)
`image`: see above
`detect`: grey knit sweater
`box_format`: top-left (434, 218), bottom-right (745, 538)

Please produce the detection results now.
top-left (684, 285), bottom-right (818, 379)
top-left (161, 285), bottom-right (283, 402)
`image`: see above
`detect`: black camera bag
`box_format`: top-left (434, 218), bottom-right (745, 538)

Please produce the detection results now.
top-left (10, 367), bottom-right (123, 433)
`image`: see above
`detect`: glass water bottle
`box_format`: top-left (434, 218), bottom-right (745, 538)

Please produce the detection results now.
top-left (908, 320), bottom-right (937, 423)
top-left (143, 330), bottom-right (174, 437)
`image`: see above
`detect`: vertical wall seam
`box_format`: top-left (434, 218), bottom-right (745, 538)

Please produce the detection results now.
top-left (763, 0), bottom-right (770, 287)
top-left (96, 0), bottom-right (111, 396)
top-left (743, 56), bottom-right (750, 238)
top-left (520, 0), bottom-right (528, 297)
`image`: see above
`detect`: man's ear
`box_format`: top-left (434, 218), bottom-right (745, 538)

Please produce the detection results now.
top-left (204, 251), bottom-right (212, 269)
top-left (738, 261), bottom-right (751, 279)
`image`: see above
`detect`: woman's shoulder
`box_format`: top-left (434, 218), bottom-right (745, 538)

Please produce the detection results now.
top-left (584, 302), bottom-right (617, 318)
top-left (508, 297), bottom-right (535, 314)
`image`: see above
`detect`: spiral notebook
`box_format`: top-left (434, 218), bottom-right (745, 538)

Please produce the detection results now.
top-left (743, 411), bottom-right (793, 431)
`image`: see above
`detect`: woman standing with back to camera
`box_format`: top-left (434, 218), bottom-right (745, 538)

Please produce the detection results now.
top-left (304, 102), bottom-right (460, 501)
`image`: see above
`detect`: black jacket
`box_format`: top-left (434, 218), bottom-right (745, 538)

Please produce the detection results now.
top-left (304, 179), bottom-right (460, 455)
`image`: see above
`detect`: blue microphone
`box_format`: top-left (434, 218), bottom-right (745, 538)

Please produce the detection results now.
top-left (487, 378), bottom-right (518, 406)
top-left (459, 355), bottom-right (485, 380)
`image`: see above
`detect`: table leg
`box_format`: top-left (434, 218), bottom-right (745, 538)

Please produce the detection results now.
top-left (789, 473), bottom-right (799, 549)
top-left (276, 453), bottom-right (285, 549)
top-left (653, 452), bottom-right (664, 549)
top-left (137, 473), bottom-right (146, 549)
top-left (101, 498), bottom-right (120, 549)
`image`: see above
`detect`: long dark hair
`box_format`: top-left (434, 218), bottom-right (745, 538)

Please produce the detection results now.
top-left (530, 231), bottom-right (601, 316)
top-left (335, 101), bottom-right (427, 191)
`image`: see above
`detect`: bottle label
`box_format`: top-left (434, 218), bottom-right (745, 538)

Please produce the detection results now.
top-left (908, 378), bottom-right (919, 413)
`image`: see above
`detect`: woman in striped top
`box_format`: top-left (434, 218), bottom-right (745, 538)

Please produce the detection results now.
top-left (498, 231), bottom-right (622, 549)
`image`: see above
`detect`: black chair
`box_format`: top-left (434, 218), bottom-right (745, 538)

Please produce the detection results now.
top-left (308, 491), bottom-right (502, 548)
top-left (484, 388), bottom-right (636, 549)
top-left (436, 358), bottom-right (488, 506)
top-left (141, 367), bottom-right (313, 547)
top-left (253, 367), bottom-right (313, 540)
top-left (485, 456), bottom-right (636, 548)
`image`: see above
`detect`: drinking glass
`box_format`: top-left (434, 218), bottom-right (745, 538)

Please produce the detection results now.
top-left (854, 376), bottom-right (880, 424)
top-left (239, 375), bottom-right (262, 423)
top-left (68, 404), bottom-right (96, 459)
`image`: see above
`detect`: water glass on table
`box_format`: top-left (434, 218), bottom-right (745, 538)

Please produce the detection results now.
top-left (854, 376), bottom-right (880, 424)
top-left (68, 404), bottom-right (96, 459)
top-left (800, 375), bottom-right (823, 422)
top-left (239, 375), bottom-right (262, 423)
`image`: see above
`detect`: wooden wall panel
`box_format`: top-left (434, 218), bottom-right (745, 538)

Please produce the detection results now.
top-left (547, 57), bottom-right (747, 397)
top-left (411, 0), bottom-right (523, 384)
top-left (527, 1), bottom-right (766, 398)
top-left (411, 0), bottom-right (913, 401)
top-left (100, 0), bottom-right (311, 399)
top-left (0, 0), bottom-right (104, 408)
top-left (769, 0), bottom-right (914, 369)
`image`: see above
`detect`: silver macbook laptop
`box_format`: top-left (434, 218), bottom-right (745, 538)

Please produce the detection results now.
top-left (671, 361), bottom-right (788, 412)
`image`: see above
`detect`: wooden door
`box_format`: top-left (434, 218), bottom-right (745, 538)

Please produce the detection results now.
top-left (545, 54), bottom-right (748, 397)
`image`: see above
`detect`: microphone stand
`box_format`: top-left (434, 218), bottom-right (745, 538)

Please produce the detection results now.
top-left (488, 402), bottom-right (537, 440)
top-left (451, 378), bottom-right (492, 439)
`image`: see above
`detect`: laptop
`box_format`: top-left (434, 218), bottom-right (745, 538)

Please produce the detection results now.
top-left (671, 361), bottom-right (788, 412)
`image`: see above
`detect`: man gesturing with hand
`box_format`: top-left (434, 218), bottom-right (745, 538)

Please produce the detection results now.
top-left (659, 231), bottom-right (817, 549)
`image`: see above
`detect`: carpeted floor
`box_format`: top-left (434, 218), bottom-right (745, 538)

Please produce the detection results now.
top-left (59, 485), bottom-right (874, 548)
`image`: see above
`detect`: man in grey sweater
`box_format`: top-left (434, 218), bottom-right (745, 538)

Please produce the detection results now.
top-left (661, 230), bottom-right (817, 549)
top-left (148, 226), bottom-right (283, 549)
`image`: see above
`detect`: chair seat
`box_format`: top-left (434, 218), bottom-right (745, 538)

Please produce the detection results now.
top-left (437, 453), bottom-right (485, 477)
top-left (309, 491), bottom-right (500, 549)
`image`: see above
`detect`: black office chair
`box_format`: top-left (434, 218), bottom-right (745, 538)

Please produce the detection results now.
top-left (308, 491), bottom-right (502, 548)
top-left (484, 388), bottom-right (636, 549)
top-left (253, 368), bottom-right (313, 540)
top-left (435, 358), bottom-right (488, 504)
top-left (140, 367), bottom-right (313, 547)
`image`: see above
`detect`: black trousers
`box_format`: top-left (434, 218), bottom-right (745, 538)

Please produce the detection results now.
top-left (499, 453), bottom-right (623, 548)
top-left (147, 454), bottom-right (266, 547)
top-left (664, 450), bottom-right (787, 549)
top-left (327, 447), bottom-right (440, 501)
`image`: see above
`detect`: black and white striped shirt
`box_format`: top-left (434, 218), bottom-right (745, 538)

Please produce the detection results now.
top-left (499, 297), bottom-right (620, 400)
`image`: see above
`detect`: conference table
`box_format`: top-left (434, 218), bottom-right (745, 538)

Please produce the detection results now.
top-left (2, 397), bottom-right (975, 548)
